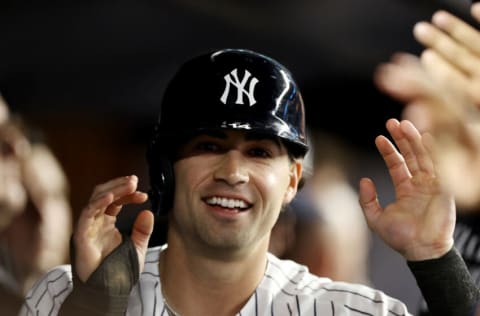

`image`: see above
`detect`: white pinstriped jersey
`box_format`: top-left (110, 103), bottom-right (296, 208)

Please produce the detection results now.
top-left (20, 245), bottom-right (412, 316)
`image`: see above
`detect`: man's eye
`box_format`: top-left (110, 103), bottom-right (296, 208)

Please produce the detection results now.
top-left (0, 141), bottom-right (14, 156)
top-left (248, 148), bottom-right (271, 158)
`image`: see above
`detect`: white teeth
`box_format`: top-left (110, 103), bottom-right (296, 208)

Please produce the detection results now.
top-left (206, 196), bottom-right (248, 209)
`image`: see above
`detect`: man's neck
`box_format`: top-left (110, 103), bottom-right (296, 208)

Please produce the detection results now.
top-left (159, 235), bottom-right (269, 316)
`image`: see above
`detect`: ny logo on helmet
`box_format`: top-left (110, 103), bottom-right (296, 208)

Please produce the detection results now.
top-left (220, 68), bottom-right (259, 106)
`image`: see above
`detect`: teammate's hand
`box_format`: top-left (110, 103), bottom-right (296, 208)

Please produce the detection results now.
top-left (374, 4), bottom-right (480, 211)
top-left (73, 175), bottom-right (154, 282)
top-left (413, 6), bottom-right (480, 108)
top-left (359, 119), bottom-right (455, 261)
top-left (374, 52), bottom-right (476, 148)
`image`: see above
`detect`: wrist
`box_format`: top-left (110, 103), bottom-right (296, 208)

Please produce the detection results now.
top-left (403, 239), bottom-right (454, 261)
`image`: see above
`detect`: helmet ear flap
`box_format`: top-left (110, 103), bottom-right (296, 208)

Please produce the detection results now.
top-left (147, 151), bottom-right (175, 216)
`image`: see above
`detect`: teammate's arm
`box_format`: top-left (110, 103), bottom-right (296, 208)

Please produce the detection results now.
top-left (359, 118), bottom-right (479, 315)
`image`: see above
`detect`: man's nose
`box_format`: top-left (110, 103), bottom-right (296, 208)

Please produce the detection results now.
top-left (213, 150), bottom-right (249, 185)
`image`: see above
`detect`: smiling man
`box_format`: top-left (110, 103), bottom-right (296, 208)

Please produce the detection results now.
top-left (20, 49), bottom-right (478, 316)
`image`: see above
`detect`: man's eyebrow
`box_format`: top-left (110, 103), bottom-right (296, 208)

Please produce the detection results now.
top-left (196, 130), bottom-right (227, 139)
top-left (245, 133), bottom-right (282, 148)
top-left (195, 130), bottom-right (282, 148)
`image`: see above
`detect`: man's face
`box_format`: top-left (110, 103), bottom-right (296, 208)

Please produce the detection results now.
top-left (2, 142), bottom-right (72, 293)
top-left (169, 130), bottom-right (302, 256)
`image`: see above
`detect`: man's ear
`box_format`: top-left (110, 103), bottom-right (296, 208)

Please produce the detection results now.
top-left (284, 159), bottom-right (303, 204)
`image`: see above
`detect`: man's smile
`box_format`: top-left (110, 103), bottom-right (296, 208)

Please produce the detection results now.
top-left (203, 196), bottom-right (252, 212)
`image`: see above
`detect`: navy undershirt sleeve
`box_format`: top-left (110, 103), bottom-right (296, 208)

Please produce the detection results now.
top-left (58, 235), bottom-right (139, 316)
top-left (408, 247), bottom-right (480, 316)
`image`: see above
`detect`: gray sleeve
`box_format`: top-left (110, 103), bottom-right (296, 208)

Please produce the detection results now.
top-left (58, 235), bottom-right (139, 316)
top-left (408, 247), bottom-right (480, 316)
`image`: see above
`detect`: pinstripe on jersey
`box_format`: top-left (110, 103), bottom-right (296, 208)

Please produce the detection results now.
top-left (19, 245), bottom-right (412, 316)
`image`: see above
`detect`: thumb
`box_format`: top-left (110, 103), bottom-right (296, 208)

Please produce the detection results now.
top-left (358, 177), bottom-right (382, 230)
top-left (131, 210), bottom-right (154, 271)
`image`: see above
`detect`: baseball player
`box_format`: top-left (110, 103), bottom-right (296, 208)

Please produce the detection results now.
top-left (20, 49), bottom-right (478, 316)
top-left (0, 96), bottom-right (72, 316)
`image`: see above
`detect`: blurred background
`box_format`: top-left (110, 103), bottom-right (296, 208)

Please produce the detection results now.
top-left (0, 0), bottom-right (473, 311)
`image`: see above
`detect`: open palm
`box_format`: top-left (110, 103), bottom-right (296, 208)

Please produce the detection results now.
top-left (359, 119), bottom-right (455, 261)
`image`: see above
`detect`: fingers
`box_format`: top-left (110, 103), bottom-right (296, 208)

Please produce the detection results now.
top-left (433, 10), bottom-right (480, 55)
top-left (76, 192), bottom-right (115, 238)
top-left (378, 119), bottom-right (435, 188)
top-left (105, 191), bottom-right (148, 216)
top-left (414, 9), bottom-right (480, 76)
top-left (399, 120), bottom-right (435, 175)
top-left (374, 51), bottom-right (468, 138)
top-left (472, 3), bottom-right (480, 23)
top-left (77, 175), bottom-right (147, 231)
top-left (420, 49), bottom-right (476, 118)
top-left (72, 176), bottom-right (149, 282)
top-left (90, 175), bottom-right (138, 203)
top-left (415, 9), bottom-right (480, 108)
top-left (375, 133), bottom-right (412, 187)
top-left (421, 49), bottom-right (470, 100)
top-left (383, 119), bottom-right (416, 179)
top-left (420, 132), bottom-right (437, 169)
top-left (374, 52), bottom-right (432, 102)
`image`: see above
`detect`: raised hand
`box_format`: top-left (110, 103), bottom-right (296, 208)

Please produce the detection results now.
top-left (73, 175), bottom-right (154, 282)
top-left (374, 51), bottom-right (479, 153)
top-left (359, 119), bottom-right (455, 261)
top-left (413, 6), bottom-right (480, 107)
top-left (374, 7), bottom-right (480, 210)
